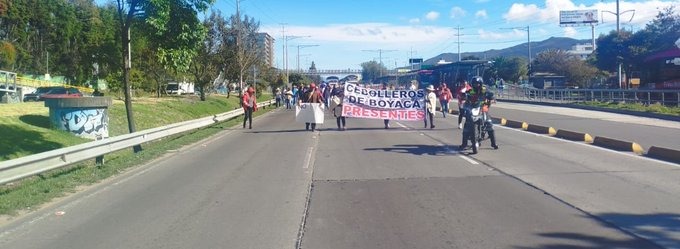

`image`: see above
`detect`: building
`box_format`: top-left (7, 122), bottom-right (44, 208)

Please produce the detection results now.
top-left (256, 33), bottom-right (275, 68)
top-left (567, 43), bottom-right (594, 60)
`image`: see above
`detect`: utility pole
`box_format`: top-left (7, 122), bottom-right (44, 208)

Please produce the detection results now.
top-left (236, 0), bottom-right (243, 94)
top-left (454, 26), bottom-right (463, 62)
top-left (279, 23), bottom-right (287, 84)
top-left (362, 49), bottom-right (397, 77)
top-left (284, 36), bottom-right (309, 82)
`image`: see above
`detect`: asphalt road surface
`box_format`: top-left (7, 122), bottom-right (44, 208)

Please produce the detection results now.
top-left (1, 103), bottom-right (679, 249)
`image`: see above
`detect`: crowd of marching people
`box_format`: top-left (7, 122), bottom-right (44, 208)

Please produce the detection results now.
top-left (244, 77), bottom-right (500, 152)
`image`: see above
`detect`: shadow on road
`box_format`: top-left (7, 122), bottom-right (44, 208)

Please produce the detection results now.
top-left (512, 212), bottom-right (678, 249)
top-left (364, 144), bottom-right (453, 156)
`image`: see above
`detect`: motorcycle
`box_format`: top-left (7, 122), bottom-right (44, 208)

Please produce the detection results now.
top-left (461, 104), bottom-right (492, 154)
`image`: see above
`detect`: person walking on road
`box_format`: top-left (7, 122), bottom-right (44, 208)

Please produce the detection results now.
top-left (424, 85), bottom-right (437, 129)
top-left (438, 83), bottom-right (453, 118)
top-left (456, 79), bottom-right (472, 129)
top-left (330, 84), bottom-right (346, 131)
top-left (285, 87), bottom-right (293, 109)
top-left (300, 83), bottom-right (324, 131)
top-left (242, 86), bottom-right (257, 129)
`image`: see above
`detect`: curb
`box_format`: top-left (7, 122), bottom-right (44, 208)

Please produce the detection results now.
top-left (555, 129), bottom-right (594, 143)
top-left (501, 118), bottom-right (525, 129)
top-left (593, 136), bottom-right (645, 155)
top-left (647, 146), bottom-right (680, 164)
top-left (526, 124), bottom-right (557, 136)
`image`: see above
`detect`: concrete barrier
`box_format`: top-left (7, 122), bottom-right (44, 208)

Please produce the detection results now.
top-left (44, 97), bottom-right (113, 140)
top-left (646, 146), bottom-right (680, 164)
top-left (555, 129), bottom-right (594, 143)
top-left (501, 118), bottom-right (525, 129)
top-left (592, 136), bottom-right (645, 155)
top-left (527, 124), bottom-right (557, 136)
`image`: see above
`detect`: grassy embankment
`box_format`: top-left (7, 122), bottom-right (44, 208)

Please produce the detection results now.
top-left (578, 101), bottom-right (680, 116)
top-left (0, 94), bottom-right (271, 216)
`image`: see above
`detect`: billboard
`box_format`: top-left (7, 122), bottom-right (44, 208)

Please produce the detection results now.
top-left (559, 10), bottom-right (598, 25)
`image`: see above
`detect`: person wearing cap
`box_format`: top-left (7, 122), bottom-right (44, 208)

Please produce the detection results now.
top-left (300, 82), bottom-right (324, 131)
top-left (242, 86), bottom-right (257, 129)
top-left (424, 85), bottom-right (437, 129)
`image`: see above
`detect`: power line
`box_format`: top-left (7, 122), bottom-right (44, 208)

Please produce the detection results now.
top-left (362, 49), bottom-right (398, 77)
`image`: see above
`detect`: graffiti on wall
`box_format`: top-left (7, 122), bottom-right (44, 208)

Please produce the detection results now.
top-left (57, 108), bottom-right (109, 140)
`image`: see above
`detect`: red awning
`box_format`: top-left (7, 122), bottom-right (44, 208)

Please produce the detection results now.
top-left (644, 48), bottom-right (680, 62)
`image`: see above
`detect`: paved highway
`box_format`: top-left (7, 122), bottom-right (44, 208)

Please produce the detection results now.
top-left (1, 103), bottom-right (678, 248)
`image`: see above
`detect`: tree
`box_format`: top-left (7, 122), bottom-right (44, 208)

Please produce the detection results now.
top-left (593, 7), bottom-right (679, 79)
top-left (226, 12), bottom-right (260, 97)
top-left (486, 56), bottom-right (527, 83)
top-left (593, 30), bottom-right (633, 74)
top-left (288, 73), bottom-right (309, 86)
top-left (532, 49), bottom-right (599, 87)
top-left (0, 41), bottom-right (16, 70)
top-left (360, 60), bottom-right (385, 83)
top-left (190, 11), bottom-right (222, 101)
top-left (462, 55), bottom-right (480, 61)
top-left (115, 0), bottom-right (211, 152)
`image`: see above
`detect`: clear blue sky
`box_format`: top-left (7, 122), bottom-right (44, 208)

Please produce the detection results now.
top-left (214, 0), bottom-right (677, 69)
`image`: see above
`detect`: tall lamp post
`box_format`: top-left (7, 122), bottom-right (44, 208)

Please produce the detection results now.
top-left (501, 26), bottom-right (530, 83)
top-left (283, 36), bottom-right (309, 85)
top-left (602, 0), bottom-right (634, 89)
top-left (296, 44), bottom-right (319, 72)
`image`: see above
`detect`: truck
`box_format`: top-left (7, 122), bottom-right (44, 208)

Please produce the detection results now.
top-left (166, 81), bottom-right (195, 95)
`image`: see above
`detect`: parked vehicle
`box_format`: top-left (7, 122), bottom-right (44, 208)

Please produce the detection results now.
top-left (166, 81), bottom-right (195, 95)
top-left (39, 87), bottom-right (83, 100)
top-left (23, 86), bottom-right (62, 101)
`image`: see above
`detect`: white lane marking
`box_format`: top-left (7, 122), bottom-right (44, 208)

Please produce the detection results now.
top-left (395, 121), bottom-right (409, 129)
top-left (459, 155), bottom-right (479, 165)
top-left (303, 146), bottom-right (314, 169)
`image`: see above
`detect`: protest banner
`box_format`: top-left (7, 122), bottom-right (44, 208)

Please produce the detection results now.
top-left (295, 103), bottom-right (325, 124)
top-left (341, 83), bottom-right (425, 121)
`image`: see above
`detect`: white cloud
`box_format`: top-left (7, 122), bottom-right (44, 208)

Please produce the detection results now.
top-left (475, 10), bottom-right (488, 19)
top-left (563, 27), bottom-right (578, 37)
top-left (409, 18), bottom-right (420, 24)
top-left (450, 6), bottom-right (467, 19)
top-left (425, 11), bottom-right (440, 21)
top-left (262, 23), bottom-right (454, 45)
top-left (503, 0), bottom-right (677, 25)
top-left (477, 29), bottom-right (513, 40)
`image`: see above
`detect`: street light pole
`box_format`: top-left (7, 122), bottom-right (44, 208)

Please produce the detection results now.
top-left (500, 26), bottom-right (530, 82)
top-left (284, 36), bottom-right (309, 84)
top-left (362, 49), bottom-right (398, 77)
top-left (297, 44), bottom-right (319, 72)
top-left (602, 0), bottom-right (634, 89)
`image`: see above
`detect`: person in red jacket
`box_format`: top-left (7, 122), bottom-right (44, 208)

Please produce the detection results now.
top-left (242, 86), bottom-right (257, 129)
top-left (438, 83), bottom-right (453, 118)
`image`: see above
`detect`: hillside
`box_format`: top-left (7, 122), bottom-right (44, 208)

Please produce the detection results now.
top-left (424, 37), bottom-right (591, 64)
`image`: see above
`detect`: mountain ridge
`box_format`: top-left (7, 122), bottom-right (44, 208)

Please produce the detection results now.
top-left (423, 37), bottom-right (591, 65)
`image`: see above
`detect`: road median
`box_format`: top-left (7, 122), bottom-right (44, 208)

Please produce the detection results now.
top-left (646, 146), bottom-right (680, 164)
top-left (555, 129), bottom-right (594, 143)
top-left (592, 136), bottom-right (645, 155)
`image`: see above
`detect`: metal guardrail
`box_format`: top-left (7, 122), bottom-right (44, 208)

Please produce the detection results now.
top-left (496, 85), bottom-right (680, 107)
top-left (0, 99), bottom-right (275, 185)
